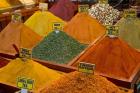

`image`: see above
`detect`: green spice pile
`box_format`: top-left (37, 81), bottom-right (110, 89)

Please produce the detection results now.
top-left (40, 71), bottom-right (125, 93)
top-left (32, 31), bottom-right (86, 64)
top-left (116, 17), bottom-right (140, 50)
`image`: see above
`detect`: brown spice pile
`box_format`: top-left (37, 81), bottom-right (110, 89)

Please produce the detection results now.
top-left (40, 71), bottom-right (124, 93)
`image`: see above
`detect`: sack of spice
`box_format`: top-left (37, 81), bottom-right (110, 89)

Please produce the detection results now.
top-left (0, 58), bottom-right (62, 92)
top-left (32, 31), bottom-right (86, 64)
top-left (89, 3), bottom-right (120, 25)
top-left (70, 36), bottom-right (140, 81)
top-left (116, 17), bottom-right (140, 50)
top-left (64, 12), bottom-right (106, 44)
top-left (49, 0), bottom-right (77, 21)
top-left (0, 22), bottom-right (42, 56)
top-left (40, 71), bottom-right (125, 93)
top-left (24, 11), bottom-right (66, 37)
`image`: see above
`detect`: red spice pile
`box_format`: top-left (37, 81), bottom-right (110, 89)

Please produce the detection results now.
top-left (49, 0), bottom-right (77, 21)
top-left (70, 36), bottom-right (140, 80)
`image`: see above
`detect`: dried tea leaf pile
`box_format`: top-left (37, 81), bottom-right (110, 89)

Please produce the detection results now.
top-left (49, 0), bottom-right (76, 21)
top-left (25, 11), bottom-right (66, 37)
top-left (71, 36), bottom-right (140, 81)
top-left (116, 17), bottom-right (140, 50)
top-left (32, 31), bottom-right (86, 64)
top-left (0, 22), bottom-right (42, 55)
top-left (40, 71), bottom-right (124, 93)
top-left (64, 13), bottom-right (106, 44)
top-left (0, 58), bottom-right (62, 92)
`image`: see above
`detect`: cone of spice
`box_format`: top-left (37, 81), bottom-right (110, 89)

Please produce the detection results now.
top-left (64, 12), bottom-right (106, 44)
top-left (70, 36), bottom-right (140, 81)
top-left (0, 22), bottom-right (42, 56)
top-left (116, 17), bottom-right (140, 50)
top-left (0, 0), bottom-right (10, 8)
top-left (49, 0), bottom-right (76, 21)
top-left (89, 3), bottom-right (120, 25)
top-left (24, 11), bottom-right (66, 37)
top-left (32, 31), bottom-right (86, 64)
top-left (0, 58), bottom-right (62, 92)
top-left (40, 71), bottom-right (125, 93)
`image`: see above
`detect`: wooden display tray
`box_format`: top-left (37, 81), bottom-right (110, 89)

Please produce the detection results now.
top-left (68, 35), bottom-right (140, 89)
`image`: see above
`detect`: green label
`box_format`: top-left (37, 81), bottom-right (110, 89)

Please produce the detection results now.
top-left (39, 3), bottom-right (48, 11)
top-left (19, 48), bottom-right (32, 59)
top-left (11, 13), bottom-right (22, 22)
top-left (124, 9), bottom-right (137, 18)
top-left (52, 22), bottom-right (63, 31)
top-left (78, 62), bottom-right (95, 74)
top-left (106, 25), bottom-right (119, 37)
top-left (17, 77), bottom-right (34, 90)
top-left (78, 4), bottom-right (89, 13)
top-left (99, 0), bottom-right (108, 4)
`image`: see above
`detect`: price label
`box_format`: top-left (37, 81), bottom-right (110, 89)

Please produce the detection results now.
top-left (78, 62), bottom-right (95, 74)
top-left (106, 25), bottom-right (119, 37)
top-left (39, 3), bottom-right (48, 11)
top-left (78, 4), bottom-right (89, 13)
top-left (124, 9), bottom-right (137, 18)
top-left (99, 0), bottom-right (108, 4)
top-left (52, 22), bottom-right (63, 31)
top-left (17, 77), bottom-right (34, 90)
top-left (19, 48), bottom-right (32, 59)
top-left (11, 12), bottom-right (22, 22)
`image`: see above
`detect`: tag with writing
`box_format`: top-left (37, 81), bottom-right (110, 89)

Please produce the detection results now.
top-left (78, 62), bottom-right (95, 74)
top-left (39, 3), bottom-right (48, 11)
top-left (106, 25), bottom-right (119, 38)
top-left (124, 9), bottom-right (137, 18)
top-left (78, 4), bottom-right (89, 13)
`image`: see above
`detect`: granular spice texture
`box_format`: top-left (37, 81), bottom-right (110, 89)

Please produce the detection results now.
top-left (25, 11), bottom-right (66, 37)
top-left (0, 22), bottom-right (42, 55)
top-left (32, 31), bottom-right (86, 64)
top-left (49, 0), bottom-right (76, 21)
top-left (64, 13), bottom-right (106, 44)
top-left (0, 58), bottom-right (62, 92)
top-left (116, 17), bottom-right (140, 50)
top-left (40, 71), bottom-right (124, 93)
top-left (71, 36), bottom-right (140, 80)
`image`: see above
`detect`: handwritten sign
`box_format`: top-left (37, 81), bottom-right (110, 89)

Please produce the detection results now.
top-left (52, 22), bottom-right (63, 31)
top-left (17, 77), bottom-right (34, 90)
top-left (19, 48), bottom-right (32, 59)
top-left (78, 62), bottom-right (95, 74)
top-left (124, 9), bottom-right (137, 18)
top-left (106, 25), bottom-right (119, 38)
top-left (78, 4), bottom-right (89, 13)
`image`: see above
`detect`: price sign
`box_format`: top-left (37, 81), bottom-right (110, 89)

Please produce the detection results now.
top-left (124, 9), bottom-right (137, 18)
top-left (99, 0), bottom-right (108, 4)
top-left (19, 48), bottom-right (32, 59)
top-left (78, 4), bottom-right (89, 13)
top-left (52, 22), bottom-right (63, 31)
top-left (11, 12), bottom-right (22, 22)
top-left (106, 25), bottom-right (119, 37)
top-left (17, 77), bottom-right (34, 90)
top-left (78, 62), bottom-right (95, 74)
top-left (39, 3), bottom-right (48, 11)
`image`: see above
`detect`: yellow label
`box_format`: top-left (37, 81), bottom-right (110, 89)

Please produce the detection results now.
top-left (19, 48), bottom-right (32, 59)
top-left (99, 0), bottom-right (108, 4)
top-left (39, 3), bottom-right (48, 11)
top-left (78, 62), bottom-right (95, 74)
top-left (52, 22), bottom-right (63, 31)
top-left (78, 4), bottom-right (89, 13)
top-left (11, 13), bottom-right (22, 22)
top-left (17, 77), bottom-right (34, 90)
top-left (106, 25), bottom-right (119, 37)
top-left (124, 9), bottom-right (137, 18)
